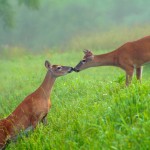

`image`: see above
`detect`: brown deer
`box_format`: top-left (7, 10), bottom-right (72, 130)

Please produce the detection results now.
top-left (74, 36), bottom-right (150, 85)
top-left (0, 60), bottom-right (73, 150)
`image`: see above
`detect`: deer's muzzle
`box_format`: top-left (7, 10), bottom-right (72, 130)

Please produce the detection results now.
top-left (68, 67), bottom-right (74, 73)
top-left (73, 68), bottom-right (80, 72)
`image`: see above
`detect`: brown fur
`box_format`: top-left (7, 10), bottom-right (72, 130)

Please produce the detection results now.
top-left (0, 60), bottom-right (73, 149)
top-left (74, 36), bottom-right (150, 85)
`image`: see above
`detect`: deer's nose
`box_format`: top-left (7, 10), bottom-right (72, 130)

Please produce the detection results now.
top-left (73, 68), bottom-right (80, 72)
top-left (68, 67), bottom-right (74, 73)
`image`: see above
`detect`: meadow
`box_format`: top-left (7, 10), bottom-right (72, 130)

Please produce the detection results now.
top-left (0, 49), bottom-right (150, 150)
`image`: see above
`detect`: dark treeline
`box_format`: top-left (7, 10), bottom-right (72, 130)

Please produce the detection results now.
top-left (0, 0), bottom-right (150, 50)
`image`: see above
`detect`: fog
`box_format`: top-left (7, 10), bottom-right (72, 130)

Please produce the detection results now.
top-left (0, 0), bottom-right (150, 50)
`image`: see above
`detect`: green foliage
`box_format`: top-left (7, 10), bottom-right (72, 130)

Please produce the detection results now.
top-left (18, 0), bottom-right (40, 9)
top-left (0, 50), bottom-right (150, 149)
top-left (0, 0), bottom-right (14, 27)
top-left (0, 0), bottom-right (40, 28)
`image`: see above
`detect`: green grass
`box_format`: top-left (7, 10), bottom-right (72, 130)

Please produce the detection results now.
top-left (0, 51), bottom-right (150, 150)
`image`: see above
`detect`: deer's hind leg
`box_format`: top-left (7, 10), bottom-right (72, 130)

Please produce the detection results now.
top-left (0, 125), bottom-right (9, 150)
top-left (125, 66), bottom-right (134, 86)
top-left (0, 135), bottom-right (9, 150)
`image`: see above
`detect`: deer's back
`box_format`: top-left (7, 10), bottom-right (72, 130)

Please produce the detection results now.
top-left (7, 92), bottom-right (51, 134)
top-left (117, 36), bottom-right (150, 67)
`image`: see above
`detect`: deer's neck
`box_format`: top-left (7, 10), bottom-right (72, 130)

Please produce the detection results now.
top-left (38, 71), bottom-right (56, 99)
top-left (94, 51), bottom-right (118, 66)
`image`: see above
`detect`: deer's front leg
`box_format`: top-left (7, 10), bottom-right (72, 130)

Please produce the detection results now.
top-left (41, 114), bottom-right (48, 125)
top-left (136, 67), bottom-right (143, 82)
top-left (125, 67), bottom-right (134, 86)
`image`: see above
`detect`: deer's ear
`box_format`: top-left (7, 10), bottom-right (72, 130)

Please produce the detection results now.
top-left (83, 49), bottom-right (93, 56)
top-left (83, 49), bottom-right (88, 54)
top-left (45, 60), bottom-right (51, 69)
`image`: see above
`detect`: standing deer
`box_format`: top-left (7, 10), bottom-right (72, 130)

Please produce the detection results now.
top-left (0, 60), bottom-right (73, 150)
top-left (74, 36), bottom-right (150, 85)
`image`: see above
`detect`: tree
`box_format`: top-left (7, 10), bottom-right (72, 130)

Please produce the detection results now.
top-left (0, 0), bottom-right (40, 28)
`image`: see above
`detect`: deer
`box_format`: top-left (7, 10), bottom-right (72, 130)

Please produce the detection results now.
top-left (74, 36), bottom-right (150, 85)
top-left (0, 60), bottom-right (73, 150)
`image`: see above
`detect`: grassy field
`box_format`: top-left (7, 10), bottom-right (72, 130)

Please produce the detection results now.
top-left (0, 49), bottom-right (150, 150)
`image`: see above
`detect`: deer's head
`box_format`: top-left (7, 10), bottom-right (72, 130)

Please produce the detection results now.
top-left (74, 50), bottom-right (94, 72)
top-left (45, 60), bottom-right (73, 77)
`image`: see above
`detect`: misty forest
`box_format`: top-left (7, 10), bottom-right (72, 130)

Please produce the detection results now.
top-left (0, 0), bottom-right (150, 50)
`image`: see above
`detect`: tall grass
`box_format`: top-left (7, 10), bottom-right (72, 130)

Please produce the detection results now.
top-left (0, 50), bottom-right (150, 150)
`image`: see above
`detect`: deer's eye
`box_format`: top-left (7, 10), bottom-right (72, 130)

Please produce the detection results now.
top-left (82, 59), bottom-right (86, 63)
top-left (57, 66), bottom-right (62, 70)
